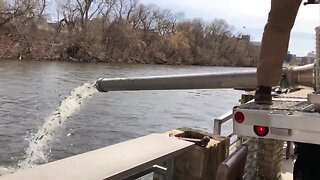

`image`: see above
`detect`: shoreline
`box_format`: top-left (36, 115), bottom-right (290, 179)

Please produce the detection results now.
top-left (0, 58), bottom-right (256, 68)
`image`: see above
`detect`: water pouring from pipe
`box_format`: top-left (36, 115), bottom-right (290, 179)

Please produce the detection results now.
top-left (18, 82), bottom-right (98, 168)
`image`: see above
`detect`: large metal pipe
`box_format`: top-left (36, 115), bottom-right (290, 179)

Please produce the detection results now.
top-left (96, 63), bottom-right (316, 92)
top-left (96, 70), bottom-right (257, 92)
top-left (285, 63), bottom-right (314, 88)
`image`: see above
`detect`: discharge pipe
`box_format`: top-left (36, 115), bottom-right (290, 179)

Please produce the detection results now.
top-left (96, 70), bottom-right (257, 92)
top-left (96, 63), bottom-right (315, 92)
top-left (284, 63), bottom-right (314, 88)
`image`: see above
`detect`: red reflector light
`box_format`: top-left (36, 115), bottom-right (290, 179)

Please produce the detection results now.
top-left (234, 111), bottom-right (245, 124)
top-left (253, 126), bottom-right (269, 137)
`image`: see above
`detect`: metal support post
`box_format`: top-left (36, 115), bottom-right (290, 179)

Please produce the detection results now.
top-left (165, 159), bottom-right (174, 180)
top-left (213, 119), bottom-right (222, 135)
top-left (285, 141), bottom-right (292, 159)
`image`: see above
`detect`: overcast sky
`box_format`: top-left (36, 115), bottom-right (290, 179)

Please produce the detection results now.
top-left (140, 0), bottom-right (320, 56)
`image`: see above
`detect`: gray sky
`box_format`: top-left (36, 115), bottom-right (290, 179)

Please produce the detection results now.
top-left (140, 0), bottom-right (320, 56)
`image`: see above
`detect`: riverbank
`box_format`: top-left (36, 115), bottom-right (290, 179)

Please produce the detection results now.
top-left (0, 34), bottom-right (258, 67)
top-left (0, 0), bottom-right (260, 67)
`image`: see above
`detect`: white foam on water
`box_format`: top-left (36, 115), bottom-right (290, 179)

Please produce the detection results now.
top-left (0, 166), bottom-right (16, 176)
top-left (18, 82), bottom-right (98, 168)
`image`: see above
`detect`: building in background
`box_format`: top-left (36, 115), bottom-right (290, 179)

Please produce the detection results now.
top-left (316, 27), bottom-right (320, 64)
top-left (286, 53), bottom-right (315, 66)
top-left (284, 26), bottom-right (319, 66)
top-left (237, 34), bottom-right (317, 66)
top-left (307, 51), bottom-right (316, 58)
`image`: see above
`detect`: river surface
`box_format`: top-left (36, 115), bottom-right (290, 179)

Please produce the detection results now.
top-left (0, 59), bottom-right (253, 170)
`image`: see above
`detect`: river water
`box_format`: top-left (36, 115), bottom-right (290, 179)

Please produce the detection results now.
top-left (0, 60), bottom-right (252, 171)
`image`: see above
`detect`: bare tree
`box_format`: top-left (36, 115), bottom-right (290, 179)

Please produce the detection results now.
top-left (75, 0), bottom-right (104, 29)
top-left (112, 0), bottom-right (137, 21)
top-left (0, 0), bottom-right (46, 27)
top-left (100, 0), bottom-right (116, 27)
top-left (60, 0), bottom-right (104, 30)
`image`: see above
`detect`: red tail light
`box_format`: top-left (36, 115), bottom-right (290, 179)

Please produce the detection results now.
top-left (253, 125), bottom-right (269, 137)
top-left (234, 111), bottom-right (245, 124)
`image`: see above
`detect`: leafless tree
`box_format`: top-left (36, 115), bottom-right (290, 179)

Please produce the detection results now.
top-left (75, 0), bottom-right (104, 29)
top-left (112, 0), bottom-right (137, 20)
top-left (0, 0), bottom-right (46, 27)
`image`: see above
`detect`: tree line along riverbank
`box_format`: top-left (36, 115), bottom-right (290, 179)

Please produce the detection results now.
top-left (0, 0), bottom-right (260, 67)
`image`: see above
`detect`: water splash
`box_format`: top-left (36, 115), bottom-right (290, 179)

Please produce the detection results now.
top-left (18, 82), bottom-right (98, 168)
top-left (0, 166), bottom-right (16, 176)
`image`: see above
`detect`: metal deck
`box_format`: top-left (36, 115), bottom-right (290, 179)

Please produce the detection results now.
top-left (239, 99), bottom-right (314, 112)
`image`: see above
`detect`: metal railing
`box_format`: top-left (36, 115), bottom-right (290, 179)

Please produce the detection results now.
top-left (213, 110), bottom-right (233, 136)
top-left (212, 110), bottom-right (242, 152)
top-left (212, 110), bottom-right (257, 180)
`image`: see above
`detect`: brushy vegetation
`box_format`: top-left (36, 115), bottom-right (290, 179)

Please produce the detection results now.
top-left (0, 0), bottom-right (260, 66)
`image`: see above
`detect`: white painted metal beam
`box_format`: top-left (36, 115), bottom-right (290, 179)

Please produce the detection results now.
top-left (0, 134), bottom-right (194, 180)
